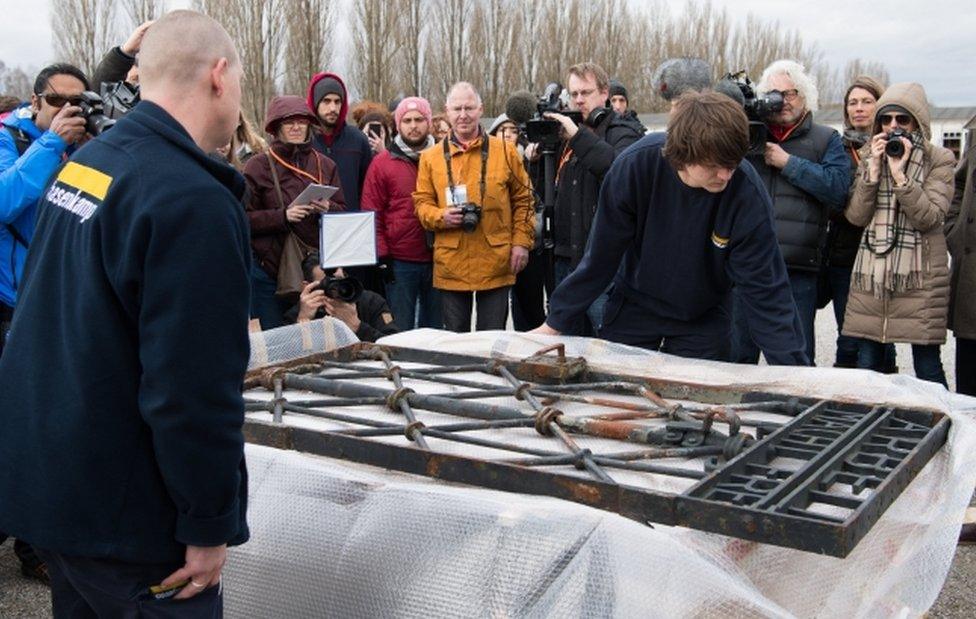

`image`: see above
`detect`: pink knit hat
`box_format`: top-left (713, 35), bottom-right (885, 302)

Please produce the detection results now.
top-left (394, 97), bottom-right (432, 129)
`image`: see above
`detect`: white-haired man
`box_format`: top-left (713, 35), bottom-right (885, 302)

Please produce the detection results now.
top-left (731, 59), bottom-right (849, 366)
top-left (0, 10), bottom-right (250, 615)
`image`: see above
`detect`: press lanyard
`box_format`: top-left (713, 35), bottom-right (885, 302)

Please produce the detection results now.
top-left (443, 134), bottom-right (489, 205)
top-left (269, 148), bottom-right (324, 185)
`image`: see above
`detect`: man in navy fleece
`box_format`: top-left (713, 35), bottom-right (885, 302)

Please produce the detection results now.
top-left (0, 10), bottom-right (250, 615)
top-left (532, 90), bottom-right (807, 365)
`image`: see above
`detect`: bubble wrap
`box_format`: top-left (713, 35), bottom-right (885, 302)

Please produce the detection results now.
top-left (224, 329), bottom-right (976, 618)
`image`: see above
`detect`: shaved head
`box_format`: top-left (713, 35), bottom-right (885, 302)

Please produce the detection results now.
top-left (139, 10), bottom-right (239, 92)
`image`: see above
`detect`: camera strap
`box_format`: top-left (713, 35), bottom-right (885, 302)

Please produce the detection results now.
top-left (443, 134), bottom-right (489, 206)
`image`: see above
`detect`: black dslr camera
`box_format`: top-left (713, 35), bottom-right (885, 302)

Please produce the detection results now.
top-left (316, 274), bottom-right (363, 303)
top-left (884, 128), bottom-right (908, 158)
top-left (722, 71), bottom-right (785, 154)
top-left (76, 91), bottom-right (116, 136)
top-left (459, 204), bottom-right (482, 233)
top-left (524, 82), bottom-right (583, 148)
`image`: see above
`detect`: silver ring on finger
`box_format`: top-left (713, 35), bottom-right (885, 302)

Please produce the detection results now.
top-left (190, 580), bottom-right (206, 588)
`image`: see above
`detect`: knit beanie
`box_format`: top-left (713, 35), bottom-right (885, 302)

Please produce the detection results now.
top-left (394, 96), bottom-right (433, 129)
top-left (609, 80), bottom-right (628, 102)
top-left (313, 77), bottom-right (344, 107)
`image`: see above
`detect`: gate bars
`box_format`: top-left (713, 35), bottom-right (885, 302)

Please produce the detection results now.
top-left (242, 343), bottom-right (949, 557)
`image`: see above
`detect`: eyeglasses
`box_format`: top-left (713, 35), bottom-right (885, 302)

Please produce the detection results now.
top-left (569, 88), bottom-right (596, 99)
top-left (447, 105), bottom-right (479, 114)
top-left (771, 89), bottom-right (800, 102)
top-left (280, 118), bottom-right (310, 127)
top-left (879, 113), bottom-right (912, 126)
top-left (40, 93), bottom-right (83, 108)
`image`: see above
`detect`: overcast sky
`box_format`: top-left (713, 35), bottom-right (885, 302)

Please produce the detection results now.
top-left (1, 0), bottom-right (973, 106)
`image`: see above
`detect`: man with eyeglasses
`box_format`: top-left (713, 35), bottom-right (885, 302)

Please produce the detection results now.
top-left (542, 62), bottom-right (644, 335)
top-left (731, 59), bottom-right (849, 367)
top-left (414, 81), bottom-right (535, 332)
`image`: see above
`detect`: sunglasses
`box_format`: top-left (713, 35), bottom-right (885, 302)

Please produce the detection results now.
top-left (40, 93), bottom-right (83, 108)
top-left (879, 113), bottom-right (912, 126)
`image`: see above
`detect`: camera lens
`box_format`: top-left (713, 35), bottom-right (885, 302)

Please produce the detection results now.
top-left (885, 135), bottom-right (905, 158)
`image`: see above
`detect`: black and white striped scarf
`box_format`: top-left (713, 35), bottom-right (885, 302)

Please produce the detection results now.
top-left (852, 131), bottom-right (927, 298)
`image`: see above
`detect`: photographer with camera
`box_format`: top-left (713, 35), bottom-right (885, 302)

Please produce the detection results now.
top-left (731, 59), bottom-right (849, 366)
top-left (92, 20), bottom-right (152, 88)
top-left (288, 253), bottom-right (400, 342)
top-left (532, 91), bottom-right (806, 365)
top-left (842, 82), bottom-right (955, 386)
top-left (414, 82), bottom-right (535, 332)
top-left (546, 63), bottom-right (644, 334)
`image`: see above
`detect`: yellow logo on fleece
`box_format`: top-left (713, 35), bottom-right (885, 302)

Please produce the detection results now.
top-left (711, 231), bottom-right (729, 248)
top-left (56, 162), bottom-right (113, 200)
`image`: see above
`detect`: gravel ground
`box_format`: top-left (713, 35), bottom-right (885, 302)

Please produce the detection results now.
top-left (0, 308), bottom-right (968, 616)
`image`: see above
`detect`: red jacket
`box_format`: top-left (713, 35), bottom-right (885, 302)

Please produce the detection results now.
top-left (361, 140), bottom-right (431, 262)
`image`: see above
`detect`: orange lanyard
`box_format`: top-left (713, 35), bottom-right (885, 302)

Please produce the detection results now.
top-left (556, 146), bottom-right (574, 184)
top-left (849, 146), bottom-right (861, 167)
top-left (269, 149), bottom-right (323, 185)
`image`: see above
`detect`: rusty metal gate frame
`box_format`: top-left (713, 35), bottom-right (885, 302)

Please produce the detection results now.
top-left (242, 343), bottom-right (950, 557)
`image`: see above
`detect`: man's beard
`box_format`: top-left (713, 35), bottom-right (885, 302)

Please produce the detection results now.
top-left (402, 133), bottom-right (430, 149)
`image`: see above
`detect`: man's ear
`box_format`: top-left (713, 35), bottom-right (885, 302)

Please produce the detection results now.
top-left (210, 57), bottom-right (229, 97)
top-left (29, 93), bottom-right (41, 116)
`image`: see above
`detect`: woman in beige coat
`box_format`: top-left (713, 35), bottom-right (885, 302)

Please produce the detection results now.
top-left (842, 82), bottom-right (955, 386)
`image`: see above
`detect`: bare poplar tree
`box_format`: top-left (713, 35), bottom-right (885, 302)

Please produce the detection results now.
top-left (351, 0), bottom-right (404, 103)
top-left (425, 0), bottom-right (475, 110)
top-left (0, 62), bottom-right (33, 99)
top-left (397, 0), bottom-right (427, 98)
top-left (466, 0), bottom-right (518, 115)
top-left (843, 59), bottom-right (890, 89)
top-left (120, 0), bottom-right (165, 30)
top-left (50, 0), bottom-right (120, 79)
top-left (194, 0), bottom-right (286, 126)
top-left (283, 0), bottom-right (335, 95)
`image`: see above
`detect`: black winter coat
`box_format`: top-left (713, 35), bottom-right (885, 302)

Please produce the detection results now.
top-left (553, 110), bottom-right (644, 267)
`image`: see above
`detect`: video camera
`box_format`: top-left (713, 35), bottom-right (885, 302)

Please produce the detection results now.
top-left (721, 71), bottom-right (785, 154)
top-left (524, 83), bottom-right (583, 147)
top-left (100, 80), bottom-right (140, 122)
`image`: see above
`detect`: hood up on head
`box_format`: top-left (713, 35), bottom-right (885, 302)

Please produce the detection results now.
top-left (306, 72), bottom-right (349, 146)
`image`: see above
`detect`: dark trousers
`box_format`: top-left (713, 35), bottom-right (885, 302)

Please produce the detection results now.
top-left (249, 262), bottom-right (288, 330)
top-left (441, 286), bottom-right (510, 332)
top-left (733, 270), bottom-right (817, 365)
top-left (957, 337), bottom-right (976, 396)
top-left (858, 341), bottom-right (947, 388)
top-left (385, 260), bottom-right (442, 330)
top-left (35, 548), bottom-right (222, 619)
top-left (511, 250), bottom-right (547, 331)
top-left (553, 257), bottom-right (609, 336)
top-left (598, 289), bottom-right (732, 361)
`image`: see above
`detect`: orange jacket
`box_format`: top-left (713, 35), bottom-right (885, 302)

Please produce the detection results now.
top-left (413, 134), bottom-right (534, 291)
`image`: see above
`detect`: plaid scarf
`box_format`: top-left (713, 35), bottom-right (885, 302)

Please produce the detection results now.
top-left (851, 131), bottom-right (927, 298)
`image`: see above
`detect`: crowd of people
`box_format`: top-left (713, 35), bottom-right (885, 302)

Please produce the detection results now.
top-left (0, 10), bottom-right (974, 612)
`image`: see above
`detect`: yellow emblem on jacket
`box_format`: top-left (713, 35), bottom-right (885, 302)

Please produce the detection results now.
top-left (711, 231), bottom-right (729, 249)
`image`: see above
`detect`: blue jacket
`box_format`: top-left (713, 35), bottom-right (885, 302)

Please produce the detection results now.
top-left (547, 133), bottom-right (808, 365)
top-left (0, 107), bottom-right (69, 307)
top-left (0, 101), bottom-right (251, 562)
